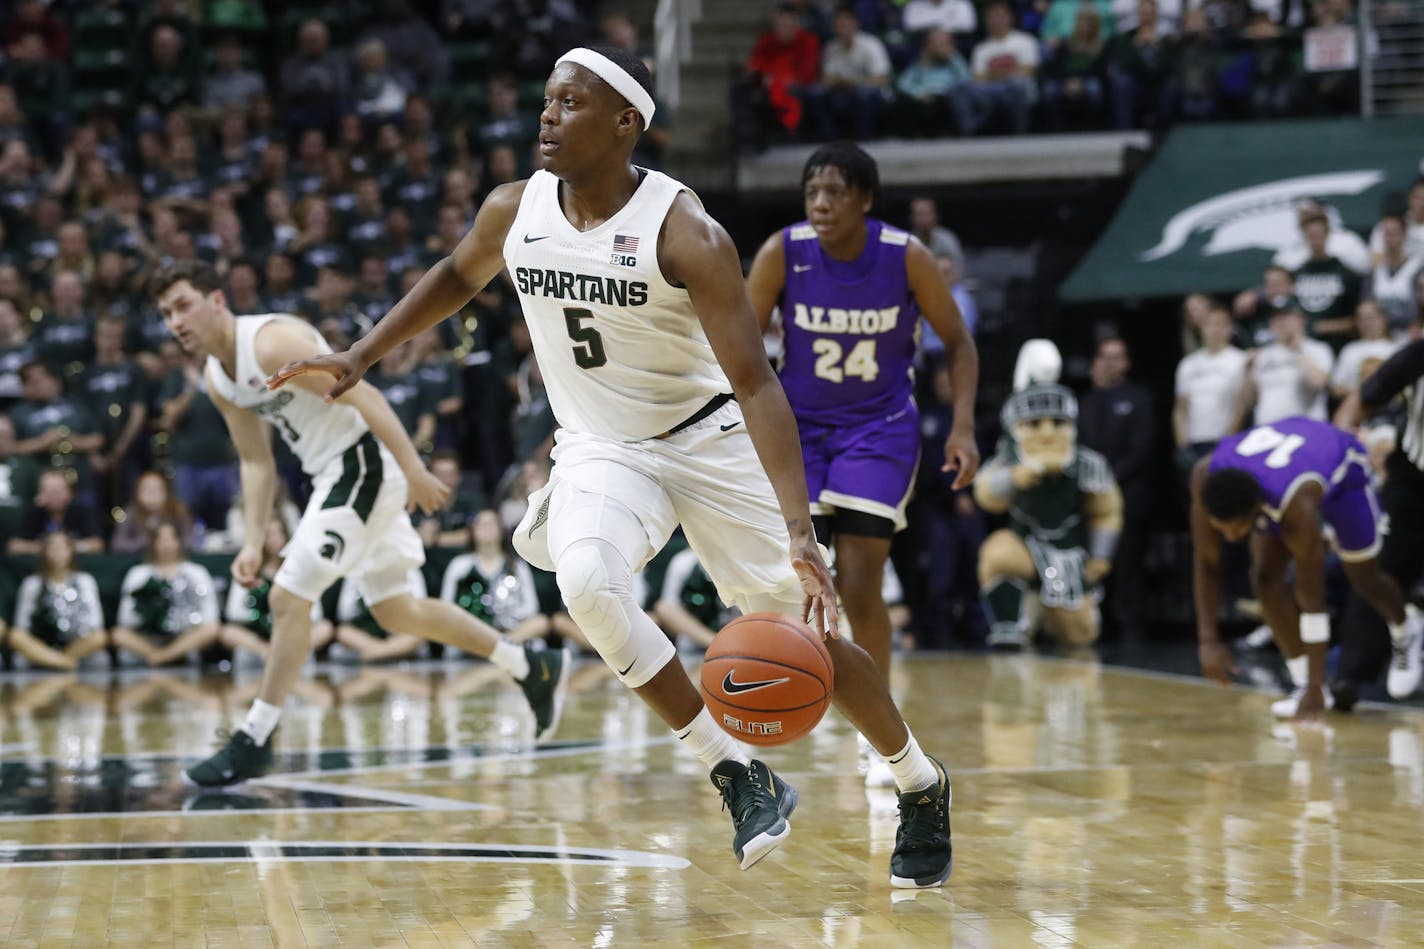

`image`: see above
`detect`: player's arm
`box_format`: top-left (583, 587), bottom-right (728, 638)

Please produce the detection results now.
top-left (907, 238), bottom-right (980, 487)
top-left (254, 322), bottom-right (451, 515)
top-left (661, 194), bottom-right (839, 637)
top-left (1279, 481), bottom-right (1330, 714)
top-left (744, 230), bottom-right (786, 334)
top-left (1188, 457), bottom-right (1237, 685)
top-left (208, 370), bottom-right (277, 589)
top-left (268, 181), bottom-right (527, 399)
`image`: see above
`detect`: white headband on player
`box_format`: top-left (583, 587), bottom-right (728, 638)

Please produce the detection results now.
top-left (555, 47), bottom-right (655, 130)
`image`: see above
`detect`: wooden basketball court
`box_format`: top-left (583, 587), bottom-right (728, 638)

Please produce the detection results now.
top-left (0, 653), bottom-right (1421, 946)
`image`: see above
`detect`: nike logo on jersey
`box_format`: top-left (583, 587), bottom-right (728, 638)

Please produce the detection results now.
top-left (721, 670), bottom-right (791, 694)
top-left (719, 421), bottom-right (742, 432)
top-left (523, 234), bottom-right (551, 243)
top-left (792, 264), bottom-right (814, 273)
top-left (618, 658), bottom-right (638, 677)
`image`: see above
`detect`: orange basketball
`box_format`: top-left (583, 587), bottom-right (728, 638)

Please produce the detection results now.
top-left (700, 612), bottom-right (834, 746)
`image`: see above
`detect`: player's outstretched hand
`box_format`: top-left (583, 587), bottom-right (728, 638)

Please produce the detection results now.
top-left (406, 468), bottom-right (452, 515)
top-left (231, 544), bottom-right (263, 589)
top-left (942, 429), bottom-right (981, 490)
top-left (790, 536), bottom-right (840, 640)
top-left (1198, 638), bottom-right (1238, 686)
top-left (267, 350), bottom-right (368, 402)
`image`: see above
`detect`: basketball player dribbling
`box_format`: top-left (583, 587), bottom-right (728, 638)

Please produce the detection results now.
top-left (746, 143), bottom-right (980, 786)
top-left (152, 261), bottom-right (569, 788)
top-left (270, 47), bottom-right (953, 888)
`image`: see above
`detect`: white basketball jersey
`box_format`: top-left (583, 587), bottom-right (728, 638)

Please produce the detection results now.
top-left (503, 168), bottom-right (731, 442)
top-left (206, 315), bottom-right (368, 475)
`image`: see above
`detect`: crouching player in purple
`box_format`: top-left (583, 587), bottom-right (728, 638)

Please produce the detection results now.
top-left (1190, 416), bottom-right (1421, 722)
top-left (747, 142), bottom-right (980, 781)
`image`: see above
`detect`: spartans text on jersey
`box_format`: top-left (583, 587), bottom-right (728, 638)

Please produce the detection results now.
top-left (514, 267), bottom-right (649, 307)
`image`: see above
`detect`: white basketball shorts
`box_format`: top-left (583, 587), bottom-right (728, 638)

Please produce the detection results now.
top-left (515, 398), bottom-right (803, 612)
top-left (275, 432), bottom-right (426, 605)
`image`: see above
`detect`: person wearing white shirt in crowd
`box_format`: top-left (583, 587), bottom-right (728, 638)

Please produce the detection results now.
top-left (1367, 213), bottom-right (1424, 333)
top-left (1174, 305), bottom-right (1246, 468)
top-left (1272, 200), bottom-right (1370, 275)
top-left (809, 7), bottom-right (892, 141)
top-left (1233, 306), bottom-right (1334, 429)
top-left (969, 0), bottom-right (1039, 134)
top-left (1331, 300), bottom-right (1403, 400)
top-left (903, 0), bottom-right (978, 37)
top-left (1369, 181), bottom-right (1424, 263)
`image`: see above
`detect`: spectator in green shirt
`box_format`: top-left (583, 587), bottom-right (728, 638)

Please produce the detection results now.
top-left (419, 451), bottom-right (488, 548)
top-left (10, 360), bottom-right (102, 504)
top-left (78, 315), bottom-right (152, 504)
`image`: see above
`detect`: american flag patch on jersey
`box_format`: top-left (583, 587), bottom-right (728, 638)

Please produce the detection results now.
top-left (613, 234), bottom-right (640, 253)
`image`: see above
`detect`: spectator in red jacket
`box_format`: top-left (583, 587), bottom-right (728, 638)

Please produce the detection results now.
top-left (2, 0), bottom-right (69, 63)
top-left (734, 4), bottom-right (821, 152)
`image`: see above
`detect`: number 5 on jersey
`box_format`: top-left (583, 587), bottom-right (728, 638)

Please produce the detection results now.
top-left (563, 307), bottom-right (608, 370)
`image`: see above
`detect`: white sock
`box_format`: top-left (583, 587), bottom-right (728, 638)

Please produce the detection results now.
top-left (885, 729), bottom-right (939, 794)
top-left (240, 699), bottom-right (283, 745)
top-left (675, 706), bottom-right (749, 770)
top-left (1286, 654), bottom-right (1309, 689)
top-left (490, 639), bottom-right (531, 680)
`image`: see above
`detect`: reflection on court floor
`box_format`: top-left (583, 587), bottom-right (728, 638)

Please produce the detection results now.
top-left (0, 655), bottom-right (1422, 946)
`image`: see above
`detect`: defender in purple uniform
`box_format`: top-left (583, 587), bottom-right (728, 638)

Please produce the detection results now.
top-left (747, 142), bottom-right (980, 693)
top-left (1190, 416), bottom-right (1419, 722)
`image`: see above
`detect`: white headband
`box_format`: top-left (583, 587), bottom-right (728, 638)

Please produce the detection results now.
top-left (555, 47), bottom-right (655, 130)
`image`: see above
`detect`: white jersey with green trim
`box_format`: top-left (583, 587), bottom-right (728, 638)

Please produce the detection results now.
top-left (206, 314), bottom-right (369, 475)
top-left (502, 168), bottom-right (731, 442)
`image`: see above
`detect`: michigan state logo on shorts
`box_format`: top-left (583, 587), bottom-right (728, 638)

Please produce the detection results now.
top-left (319, 530), bottom-right (346, 561)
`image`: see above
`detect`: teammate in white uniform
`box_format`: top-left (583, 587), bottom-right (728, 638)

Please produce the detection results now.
top-left (271, 47), bottom-right (953, 889)
top-left (151, 261), bottom-right (569, 788)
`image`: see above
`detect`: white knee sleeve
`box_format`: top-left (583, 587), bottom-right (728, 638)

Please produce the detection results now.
top-left (556, 539), bottom-right (674, 688)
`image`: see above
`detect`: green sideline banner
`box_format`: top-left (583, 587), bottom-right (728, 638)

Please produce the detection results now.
top-left (1059, 117), bottom-right (1424, 302)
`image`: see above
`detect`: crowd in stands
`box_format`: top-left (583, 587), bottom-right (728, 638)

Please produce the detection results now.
top-left (734, 0), bottom-right (1368, 150)
top-left (0, 1), bottom-right (969, 671)
top-left (0, 0), bottom-right (691, 667)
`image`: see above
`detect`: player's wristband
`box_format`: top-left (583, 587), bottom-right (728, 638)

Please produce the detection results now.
top-left (1087, 528), bottom-right (1119, 562)
top-left (985, 466), bottom-right (1015, 499)
top-left (1299, 612), bottom-right (1330, 644)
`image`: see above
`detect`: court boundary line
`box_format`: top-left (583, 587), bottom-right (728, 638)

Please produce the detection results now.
top-left (0, 839), bottom-right (691, 870)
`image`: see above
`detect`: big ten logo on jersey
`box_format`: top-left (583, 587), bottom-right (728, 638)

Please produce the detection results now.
top-left (722, 714), bottom-right (783, 738)
top-left (610, 233), bottom-right (639, 268)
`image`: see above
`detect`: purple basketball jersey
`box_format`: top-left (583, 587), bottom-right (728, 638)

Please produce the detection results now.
top-left (1209, 416), bottom-right (1369, 522)
top-left (778, 218), bottom-right (920, 425)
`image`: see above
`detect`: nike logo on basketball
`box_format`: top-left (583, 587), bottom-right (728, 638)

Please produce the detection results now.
top-left (618, 658), bottom-right (637, 676)
top-left (793, 264), bottom-right (813, 273)
top-left (523, 234), bottom-right (551, 243)
top-left (719, 421), bottom-right (742, 432)
top-left (722, 670), bottom-right (791, 694)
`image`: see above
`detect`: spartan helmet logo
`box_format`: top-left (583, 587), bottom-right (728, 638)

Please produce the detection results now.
top-left (1003, 384), bottom-right (1079, 474)
top-left (319, 530), bottom-right (346, 561)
